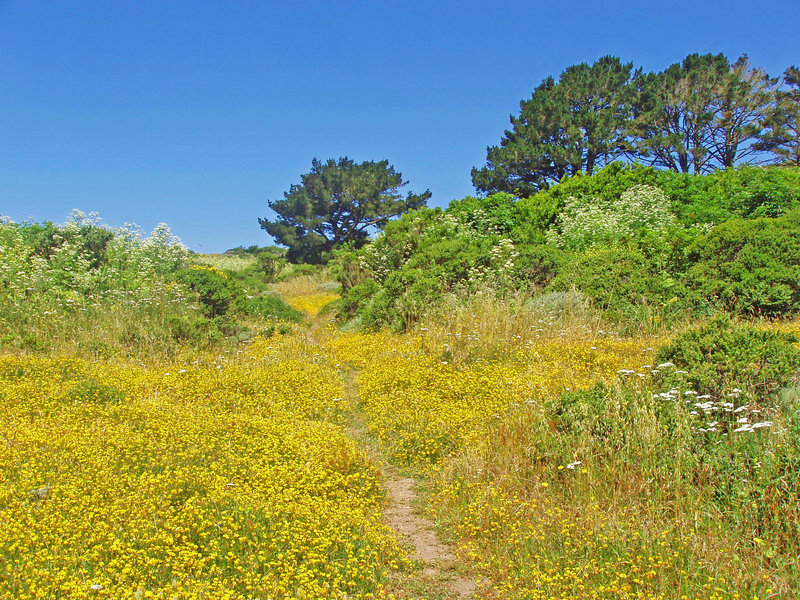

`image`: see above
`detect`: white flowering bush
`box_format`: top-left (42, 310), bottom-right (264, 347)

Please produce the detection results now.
top-left (0, 213), bottom-right (191, 351)
top-left (547, 185), bottom-right (677, 250)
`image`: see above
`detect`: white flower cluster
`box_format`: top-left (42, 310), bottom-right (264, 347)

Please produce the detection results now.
top-left (546, 185), bottom-right (677, 250)
top-left (650, 365), bottom-right (775, 436)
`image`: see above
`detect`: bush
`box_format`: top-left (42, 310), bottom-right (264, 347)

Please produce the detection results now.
top-left (514, 162), bottom-right (662, 242)
top-left (549, 247), bottom-right (696, 320)
top-left (546, 184), bottom-right (676, 250)
top-left (338, 278), bottom-right (380, 319)
top-left (655, 317), bottom-right (800, 403)
top-left (167, 314), bottom-right (224, 345)
top-left (361, 269), bottom-right (441, 330)
top-left (659, 165), bottom-right (800, 225)
top-left (177, 265), bottom-right (242, 317)
top-left (685, 210), bottom-right (800, 317)
top-left (236, 295), bottom-right (303, 322)
top-left (512, 244), bottom-right (566, 288)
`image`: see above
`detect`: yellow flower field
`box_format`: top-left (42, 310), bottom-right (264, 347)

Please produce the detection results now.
top-left (2, 303), bottom-right (796, 599)
top-left (0, 337), bottom-right (407, 600)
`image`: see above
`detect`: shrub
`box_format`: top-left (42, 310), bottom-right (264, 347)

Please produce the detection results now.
top-left (546, 185), bottom-right (677, 250)
top-left (237, 295), bottom-right (303, 322)
top-left (338, 278), bottom-right (380, 319)
top-left (177, 265), bottom-right (241, 317)
top-left (685, 210), bottom-right (800, 317)
top-left (514, 162), bottom-right (662, 242)
top-left (167, 314), bottom-right (224, 345)
top-left (655, 317), bottom-right (800, 403)
top-left (361, 269), bottom-right (441, 330)
top-left (512, 244), bottom-right (566, 288)
top-left (549, 247), bottom-right (696, 319)
top-left (660, 165), bottom-right (800, 225)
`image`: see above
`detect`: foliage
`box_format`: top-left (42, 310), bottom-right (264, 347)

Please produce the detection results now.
top-left (259, 157), bottom-right (430, 264)
top-left (0, 340), bottom-right (407, 599)
top-left (549, 247), bottom-right (696, 320)
top-left (0, 214), bottom-right (193, 355)
top-left (476, 52), bottom-right (791, 193)
top-left (759, 65), bottom-right (800, 166)
top-left (685, 210), bottom-right (800, 316)
top-left (473, 56), bottom-right (637, 196)
top-left (655, 317), bottom-right (800, 403)
top-left (177, 265), bottom-right (242, 317)
top-left (546, 184), bottom-right (676, 250)
top-left (633, 53), bottom-right (781, 173)
top-left (236, 294), bottom-right (303, 322)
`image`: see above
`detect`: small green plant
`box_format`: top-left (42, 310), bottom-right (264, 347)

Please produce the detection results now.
top-left (237, 295), bottom-right (303, 322)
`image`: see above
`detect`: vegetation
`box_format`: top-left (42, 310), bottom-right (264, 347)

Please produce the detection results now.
top-left (259, 157), bottom-right (430, 264)
top-left (473, 53), bottom-right (795, 196)
top-left (5, 49), bottom-right (800, 600)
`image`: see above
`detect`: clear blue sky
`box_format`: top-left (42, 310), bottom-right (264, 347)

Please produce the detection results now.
top-left (1, 0), bottom-right (798, 252)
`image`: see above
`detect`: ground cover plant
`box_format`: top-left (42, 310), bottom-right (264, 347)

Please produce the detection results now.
top-left (0, 337), bottom-right (408, 599)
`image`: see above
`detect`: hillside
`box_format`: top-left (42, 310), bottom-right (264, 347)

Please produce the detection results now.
top-left (2, 166), bottom-right (800, 599)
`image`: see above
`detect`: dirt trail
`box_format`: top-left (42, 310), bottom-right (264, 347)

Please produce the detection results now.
top-left (340, 369), bottom-right (477, 600)
top-left (383, 472), bottom-right (476, 599)
top-left (298, 301), bottom-right (478, 598)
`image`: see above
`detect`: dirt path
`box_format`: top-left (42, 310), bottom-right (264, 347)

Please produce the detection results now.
top-left (383, 472), bottom-right (476, 599)
top-left (340, 369), bottom-right (477, 600)
top-left (293, 300), bottom-right (478, 598)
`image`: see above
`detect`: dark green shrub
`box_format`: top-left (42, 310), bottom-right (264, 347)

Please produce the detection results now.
top-left (655, 317), bottom-right (800, 402)
top-left (512, 244), bottom-right (566, 288)
top-left (167, 314), bottom-right (224, 344)
top-left (339, 278), bottom-right (380, 319)
top-left (362, 268), bottom-right (441, 330)
top-left (513, 162), bottom-right (662, 242)
top-left (447, 192), bottom-right (519, 235)
top-left (549, 247), bottom-right (696, 319)
top-left (177, 266), bottom-right (241, 317)
top-left (255, 251), bottom-right (284, 281)
top-left (685, 210), bottom-right (800, 317)
top-left (660, 165), bottom-right (800, 225)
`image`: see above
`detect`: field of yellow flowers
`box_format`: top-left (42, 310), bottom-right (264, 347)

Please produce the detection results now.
top-left (0, 335), bottom-right (407, 599)
top-left (2, 283), bottom-right (797, 599)
top-left (326, 302), bottom-right (797, 600)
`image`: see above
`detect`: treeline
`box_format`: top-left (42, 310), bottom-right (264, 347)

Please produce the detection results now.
top-left (333, 163), bottom-right (800, 329)
top-left (473, 54), bottom-right (800, 196)
top-left (259, 52), bottom-right (799, 267)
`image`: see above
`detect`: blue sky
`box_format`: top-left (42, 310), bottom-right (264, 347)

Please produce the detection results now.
top-left (1, 0), bottom-right (798, 252)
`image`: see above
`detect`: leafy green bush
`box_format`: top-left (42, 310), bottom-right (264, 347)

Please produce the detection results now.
top-left (338, 278), bottom-right (380, 319)
top-left (361, 269), bottom-right (442, 330)
top-left (549, 247), bottom-right (696, 319)
top-left (685, 210), bottom-right (800, 317)
top-left (655, 317), bottom-right (800, 403)
top-left (511, 244), bottom-right (566, 288)
top-left (177, 266), bottom-right (242, 317)
top-left (167, 314), bottom-right (224, 345)
top-left (663, 165), bottom-right (800, 225)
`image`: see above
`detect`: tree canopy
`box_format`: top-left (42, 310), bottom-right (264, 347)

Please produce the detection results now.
top-left (758, 66), bottom-right (800, 166)
top-left (474, 53), bottom-right (797, 195)
top-left (259, 157), bottom-right (430, 263)
top-left (472, 56), bottom-right (636, 197)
